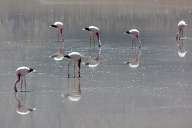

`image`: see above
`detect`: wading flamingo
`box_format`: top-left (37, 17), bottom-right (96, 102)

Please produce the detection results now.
top-left (14, 66), bottom-right (35, 92)
top-left (82, 26), bottom-right (101, 48)
top-left (49, 21), bottom-right (65, 61)
top-left (64, 52), bottom-right (82, 78)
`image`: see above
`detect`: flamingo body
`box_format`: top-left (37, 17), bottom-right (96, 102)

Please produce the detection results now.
top-left (178, 20), bottom-right (187, 27)
top-left (16, 66), bottom-right (33, 76)
top-left (88, 26), bottom-right (100, 31)
top-left (68, 52), bottom-right (81, 61)
top-left (125, 29), bottom-right (140, 38)
top-left (51, 21), bottom-right (64, 29)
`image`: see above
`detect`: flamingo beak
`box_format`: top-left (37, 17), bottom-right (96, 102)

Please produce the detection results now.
top-left (82, 27), bottom-right (90, 31)
top-left (49, 24), bottom-right (58, 28)
top-left (123, 31), bottom-right (130, 35)
top-left (29, 68), bottom-right (36, 73)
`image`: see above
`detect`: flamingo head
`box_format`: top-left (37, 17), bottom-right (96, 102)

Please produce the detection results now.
top-left (124, 31), bottom-right (130, 35)
top-left (50, 24), bottom-right (58, 28)
top-left (82, 27), bottom-right (90, 31)
top-left (29, 68), bottom-right (35, 73)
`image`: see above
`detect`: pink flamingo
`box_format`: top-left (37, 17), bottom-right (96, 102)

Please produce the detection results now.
top-left (64, 52), bottom-right (82, 78)
top-left (82, 26), bottom-right (101, 47)
top-left (14, 66), bottom-right (35, 92)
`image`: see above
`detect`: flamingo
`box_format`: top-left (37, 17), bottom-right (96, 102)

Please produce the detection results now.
top-left (124, 29), bottom-right (141, 49)
top-left (82, 26), bottom-right (102, 48)
top-left (49, 21), bottom-right (64, 61)
top-left (176, 20), bottom-right (188, 57)
top-left (14, 66), bottom-right (35, 92)
top-left (64, 52), bottom-right (82, 78)
top-left (124, 29), bottom-right (142, 68)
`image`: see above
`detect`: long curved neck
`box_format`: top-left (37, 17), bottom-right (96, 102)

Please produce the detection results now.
top-left (14, 76), bottom-right (20, 92)
top-left (96, 32), bottom-right (101, 47)
top-left (58, 28), bottom-right (64, 53)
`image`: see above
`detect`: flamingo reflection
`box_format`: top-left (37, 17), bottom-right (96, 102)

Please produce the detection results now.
top-left (67, 78), bottom-right (81, 102)
top-left (14, 92), bottom-right (36, 115)
top-left (84, 47), bottom-right (102, 68)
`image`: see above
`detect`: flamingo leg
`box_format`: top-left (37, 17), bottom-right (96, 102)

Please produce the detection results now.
top-left (98, 39), bottom-right (101, 48)
top-left (74, 63), bottom-right (76, 78)
top-left (93, 34), bottom-right (95, 48)
top-left (57, 30), bottom-right (60, 42)
top-left (78, 59), bottom-right (81, 78)
top-left (24, 76), bottom-right (27, 92)
top-left (14, 75), bottom-right (21, 92)
top-left (89, 34), bottom-right (92, 48)
top-left (68, 62), bottom-right (70, 78)
top-left (180, 29), bottom-right (185, 52)
top-left (20, 76), bottom-right (23, 91)
top-left (60, 29), bottom-right (64, 53)
top-left (138, 39), bottom-right (142, 49)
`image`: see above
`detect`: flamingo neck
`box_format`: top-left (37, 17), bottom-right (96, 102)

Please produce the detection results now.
top-left (96, 32), bottom-right (100, 40)
top-left (60, 28), bottom-right (64, 42)
top-left (96, 32), bottom-right (101, 47)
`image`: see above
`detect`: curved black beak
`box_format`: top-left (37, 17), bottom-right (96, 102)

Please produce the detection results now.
top-left (64, 55), bottom-right (71, 59)
top-left (50, 24), bottom-right (58, 28)
top-left (29, 68), bottom-right (35, 73)
top-left (124, 31), bottom-right (130, 35)
top-left (82, 27), bottom-right (90, 31)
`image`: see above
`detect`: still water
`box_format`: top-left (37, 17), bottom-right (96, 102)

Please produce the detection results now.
top-left (1, 0), bottom-right (192, 128)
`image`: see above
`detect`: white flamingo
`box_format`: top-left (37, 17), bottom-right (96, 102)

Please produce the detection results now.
top-left (124, 29), bottom-right (142, 68)
top-left (82, 26), bottom-right (101, 47)
top-left (14, 66), bottom-right (35, 92)
top-left (124, 29), bottom-right (141, 49)
top-left (176, 20), bottom-right (188, 57)
top-left (49, 21), bottom-right (65, 61)
top-left (64, 52), bottom-right (82, 78)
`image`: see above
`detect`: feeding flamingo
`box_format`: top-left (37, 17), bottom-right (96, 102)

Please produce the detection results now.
top-left (14, 66), bottom-right (35, 92)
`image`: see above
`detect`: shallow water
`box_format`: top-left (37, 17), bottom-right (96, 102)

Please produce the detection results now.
top-left (1, 0), bottom-right (192, 128)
